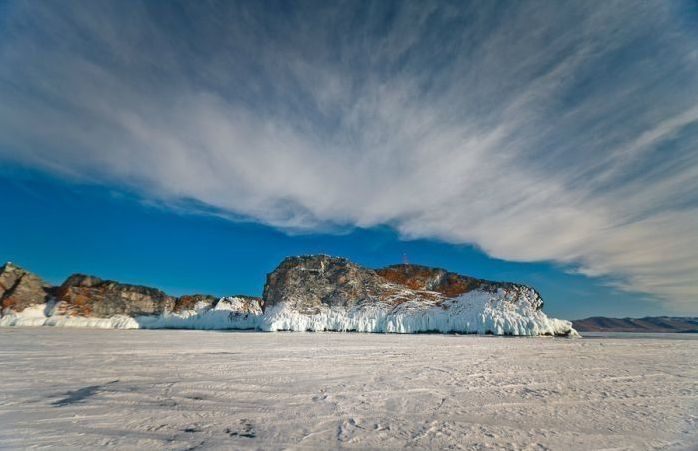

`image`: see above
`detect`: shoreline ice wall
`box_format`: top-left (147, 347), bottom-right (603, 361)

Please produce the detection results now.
top-left (0, 291), bottom-right (577, 336)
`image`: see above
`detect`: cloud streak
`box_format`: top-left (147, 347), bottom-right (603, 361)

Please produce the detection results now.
top-left (1, 1), bottom-right (697, 311)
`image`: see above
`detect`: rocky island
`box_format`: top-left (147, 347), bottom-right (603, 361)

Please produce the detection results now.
top-left (0, 256), bottom-right (576, 336)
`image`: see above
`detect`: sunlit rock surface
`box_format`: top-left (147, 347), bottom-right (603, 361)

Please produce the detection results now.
top-left (0, 262), bottom-right (52, 313)
top-left (55, 274), bottom-right (176, 317)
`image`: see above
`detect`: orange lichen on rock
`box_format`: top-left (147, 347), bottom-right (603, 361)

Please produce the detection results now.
top-left (376, 264), bottom-right (484, 297)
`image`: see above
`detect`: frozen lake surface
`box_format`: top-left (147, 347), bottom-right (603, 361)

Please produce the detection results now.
top-left (0, 329), bottom-right (696, 450)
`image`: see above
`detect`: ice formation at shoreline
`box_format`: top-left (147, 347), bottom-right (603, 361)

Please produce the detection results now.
top-left (0, 290), bottom-right (577, 336)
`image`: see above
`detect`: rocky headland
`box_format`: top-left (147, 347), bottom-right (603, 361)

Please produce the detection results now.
top-left (0, 256), bottom-right (576, 336)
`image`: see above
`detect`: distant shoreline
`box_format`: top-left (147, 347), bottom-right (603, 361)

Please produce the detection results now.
top-left (572, 316), bottom-right (697, 333)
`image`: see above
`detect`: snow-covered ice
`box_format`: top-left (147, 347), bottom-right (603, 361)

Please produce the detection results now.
top-left (0, 328), bottom-right (695, 450)
top-left (0, 289), bottom-right (577, 336)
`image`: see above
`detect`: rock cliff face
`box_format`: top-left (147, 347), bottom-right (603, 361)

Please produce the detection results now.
top-left (175, 294), bottom-right (219, 312)
top-left (262, 255), bottom-right (422, 314)
top-left (0, 262), bottom-right (263, 322)
top-left (54, 274), bottom-right (176, 317)
top-left (260, 255), bottom-right (570, 336)
top-left (0, 262), bottom-right (52, 313)
top-left (376, 264), bottom-right (526, 302)
top-left (54, 275), bottom-right (260, 317)
top-left (263, 256), bottom-right (542, 313)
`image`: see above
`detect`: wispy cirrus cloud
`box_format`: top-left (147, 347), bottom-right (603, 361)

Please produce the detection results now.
top-left (1, 1), bottom-right (697, 311)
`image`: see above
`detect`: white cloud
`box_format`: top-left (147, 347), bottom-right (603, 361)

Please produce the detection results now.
top-left (0, 1), bottom-right (697, 312)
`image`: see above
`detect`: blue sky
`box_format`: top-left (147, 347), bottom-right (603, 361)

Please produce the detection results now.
top-left (0, 168), bottom-right (667, 319)
top-left (1, 1), bottom-right (697, 317)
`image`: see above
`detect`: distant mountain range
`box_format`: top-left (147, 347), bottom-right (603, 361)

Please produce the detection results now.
top-left (572, 316), bottom-right (698, 333)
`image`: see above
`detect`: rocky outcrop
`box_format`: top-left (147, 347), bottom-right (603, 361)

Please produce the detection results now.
top-left (260, 255), bottom-right (572, 336)
top-left (54, 274), bottom-right (176, 317)
top-left (0, 262), bottom-right (52, 312)
top-left (263, 256), bottom-right (541, 312)
top-left (53, 275), bottom-right (261, 318)
top-left (0, 257), bottom-right (573, 336)
top-left (0, 262), bottom-right (265, 322)
top-left (262, 255), bottom-right (417, 314)
top-left (376, 264), bottom-right (525, 301)
top-left (174, 294), bottom-right (219, 312)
